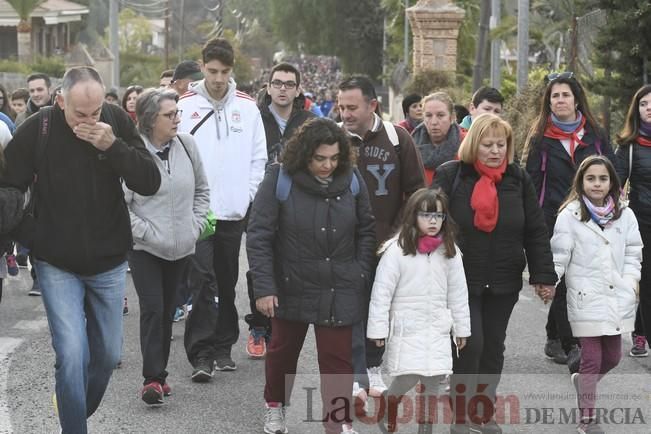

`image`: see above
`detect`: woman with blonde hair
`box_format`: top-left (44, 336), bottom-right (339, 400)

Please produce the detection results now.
top-left (433, 113), bottom-right (556, 433)
top-left (412, 91), bottom-right (464, 185)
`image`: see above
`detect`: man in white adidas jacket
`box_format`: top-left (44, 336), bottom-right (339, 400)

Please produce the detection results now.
top-left (178, 38), bottom-right (267, 380)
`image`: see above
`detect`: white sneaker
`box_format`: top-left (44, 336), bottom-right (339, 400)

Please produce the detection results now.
top-left (367, 366), bottom-right (387, 397)
top-left (352, 381), bottom-right (369, 414)
top-left (264, 402), bottom-right (288, 434)
top-left (341, 423), bottom-right (359, 434)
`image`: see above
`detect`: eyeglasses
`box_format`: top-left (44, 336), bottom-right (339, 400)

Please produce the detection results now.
top-left (417, 211), bottom-right (447, 222)
top-left (159, 109), bottom-right (182, 120)
top-left (546, 71), bottom-right (574, 83)
top-left (270, 80), bottom-right (297, 90)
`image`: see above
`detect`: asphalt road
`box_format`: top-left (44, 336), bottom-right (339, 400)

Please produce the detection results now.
top-left (1, 243), bottom-right (650, 434)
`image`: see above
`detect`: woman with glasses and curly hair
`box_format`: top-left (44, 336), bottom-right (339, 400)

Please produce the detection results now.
top-left (122, 85), bottom-right (143, 123)
top-left (522, 72), bottom-right (615, 369)
top-left (124, 88), bottom-right (210, 406)
top-left (615, 84), bottom-right (651, 358)
top-left (247, 117), bottom-right (376, 434)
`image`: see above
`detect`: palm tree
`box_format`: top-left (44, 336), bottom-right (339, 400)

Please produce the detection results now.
top-left (6, 0), bottom-right (46, 62)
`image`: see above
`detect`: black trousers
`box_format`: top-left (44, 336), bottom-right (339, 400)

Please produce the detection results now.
top-left (184, 219), bottom-right (245, 363)
top-left (450, 291), bottom-right (519, 423)
top-left (129, 250), bottom-right (188, 385)
top-left (544, 277), bottom-right (578, 352)
top-left (184, 238), bottom-right (219, 365)
top-left (639, 229), bottom-right (651, 344)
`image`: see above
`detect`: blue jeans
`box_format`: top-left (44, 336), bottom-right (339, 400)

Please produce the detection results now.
top-left (36, 260), bottom-right (127, 434)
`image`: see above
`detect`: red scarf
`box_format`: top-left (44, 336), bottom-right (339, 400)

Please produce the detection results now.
top-left (637, 135), bottom-right (651, 147)
top-left (417, 235), bottom-right (443, 254)
top-left (543, 115), bottom-right (587, 163)
top-left (471, 159), bottom-right (507, 233)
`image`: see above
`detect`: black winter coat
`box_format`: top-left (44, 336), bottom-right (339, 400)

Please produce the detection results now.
top-left (258, 92), bottom-right (316, 163)
top-left (616, 142), bottom-right (651, 231)
top-left (2, 103), bottom-right (161, 275)
top-left (434, 161), bottom-right (557, 296)
top-left (247, 164), bottom-right (376, 326)
top-left (524, 124), bottom-right (614, 232)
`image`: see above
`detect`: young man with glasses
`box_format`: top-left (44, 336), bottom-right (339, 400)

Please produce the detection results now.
top-left (177, 38), bottom-right (267, 381)
top-left (242, 62), bottom-right (317, 359)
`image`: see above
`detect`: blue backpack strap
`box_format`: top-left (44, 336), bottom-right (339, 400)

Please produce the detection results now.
top-left (275, 165), bottom-right (293, 201)
top-left (350, 170), bottom-right (360, 197)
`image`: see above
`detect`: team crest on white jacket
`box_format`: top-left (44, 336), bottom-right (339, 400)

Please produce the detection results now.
top-left (231, 111), bottom-right (241, 123)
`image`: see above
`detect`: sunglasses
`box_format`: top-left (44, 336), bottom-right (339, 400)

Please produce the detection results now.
top-left (546, 71), bottom-right (574, 83)
top-left (417, 211), bottom-right (447, 222)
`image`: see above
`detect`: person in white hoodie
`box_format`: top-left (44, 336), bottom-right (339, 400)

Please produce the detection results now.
top-left (367, 188), bottom-right (470, 434)
top-left (125, 88), bottom-right (210, 405)
top-left (177, 37), bottom-right (267, 378)
top-left (550, 155), bottom-right (642, 434)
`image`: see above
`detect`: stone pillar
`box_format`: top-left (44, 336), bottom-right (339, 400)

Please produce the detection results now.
top-left (407, 0), bottom-right (465, 74)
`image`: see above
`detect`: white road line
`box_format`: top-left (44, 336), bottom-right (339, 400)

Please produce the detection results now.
top-left (12, 319), bottom-right (48, 331)
top-left (0, 337), bottom-right (23, 434)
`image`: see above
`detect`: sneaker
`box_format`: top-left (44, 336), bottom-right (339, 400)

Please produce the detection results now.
top-left (341, 423), bottom-right (358, 434)
top-left (478, 419), bottom-right (503, 434)
top-left (629, 333), bottom-right (648, 357)
top-left (544, 338), bottom-right (567, 363)
top-left (214, 354), bottom-right (237, 371)
top-left (571, 372), bottom-right (580, 409)
top-left (122, 297), bottom-right (129, 316)
top-left (162, 383), bottom-right (171, 396)
top-left (246, 327), bottom-right (267, 359)
top-left (264, 402), bottom-right (288, 434)
top-left (16, 254), bottom-right (28, 268)
top-left (367, 366), bottom-right (387, 397)
top-left (141, 381), bottom-right (164, 405)
top-left (191, 358), bottom-right (214, 383)
top-left (6, 255), bottom-right (18, 276)
top-left (352, 381), bottom-right (369, 414)
top-left (173, 305), bottom-right (186, 322)
top-left (577, 419), bottom-right (605, 434)
top-left (28, 280), bottom-right (41, 296)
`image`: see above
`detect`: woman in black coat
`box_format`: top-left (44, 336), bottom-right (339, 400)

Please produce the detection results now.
top-left (522, 72), bottom-right (615, 366)
top-left (615, 84), bottom-right (651, 357)
top-left (434, 114), bottom-right (556, 434)
top-left (247, 117), bottom-right (376, 434)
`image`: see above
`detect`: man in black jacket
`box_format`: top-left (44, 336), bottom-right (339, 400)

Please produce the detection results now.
top-left (244, 62), bottom-right (316, 359)
top-left (2, 66), bottom-right (161, 433)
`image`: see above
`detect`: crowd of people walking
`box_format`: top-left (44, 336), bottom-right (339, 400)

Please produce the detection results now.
top-left (0, 36), bottom-right (649, 434)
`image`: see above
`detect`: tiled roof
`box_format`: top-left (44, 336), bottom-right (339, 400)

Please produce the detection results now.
top-left (0, 0), bottom-right (88, 17)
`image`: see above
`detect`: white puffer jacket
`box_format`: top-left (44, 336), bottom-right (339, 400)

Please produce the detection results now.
top-left (551, 200), bottom-right (643, 337)
top-left (367, 238), bottom-right (470, 377)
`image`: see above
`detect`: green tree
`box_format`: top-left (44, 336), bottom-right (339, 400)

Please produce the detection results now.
top-left (6, 0), bottom-right (45, 62)
top-left (590, 1), bottom-right (651, 109)
top-left (269, 0), bottom-right (383, 77)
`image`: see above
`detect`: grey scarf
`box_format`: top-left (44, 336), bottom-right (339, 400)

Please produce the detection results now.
top-left (414, 123), bottom-right (461, 170)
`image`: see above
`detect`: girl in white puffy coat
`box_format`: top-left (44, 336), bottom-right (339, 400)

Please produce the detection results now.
top-left (551, 155), bottom-right (642, 434)
top-left (367, 188), bottom-right (470, 434)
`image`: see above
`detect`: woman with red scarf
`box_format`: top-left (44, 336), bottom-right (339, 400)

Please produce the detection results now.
top-left (522, 72), bottom-right (615, 369)
top-left (433, 114), bottom-right (557, 433)
top-left (615, 84), bottom-right (651, 359)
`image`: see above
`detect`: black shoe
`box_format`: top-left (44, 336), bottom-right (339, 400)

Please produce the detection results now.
top-left (191, 358), bottom-right (214, 383)
top-left (214, 354), bottom-right (237, 371)
top-left (16, 254), bottom-right (28, 268)
top-left (544, 338), bottom-right (567, 363)
top-left (28, 280), bottom-right (41, 296)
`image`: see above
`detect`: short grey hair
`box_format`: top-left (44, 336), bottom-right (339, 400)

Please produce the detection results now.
top-left (61, 66), bottom-right (104, 98)
top-left (135, 88), bottom-right (179, 138)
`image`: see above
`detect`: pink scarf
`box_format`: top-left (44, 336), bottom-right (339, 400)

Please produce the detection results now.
top-left (418, 235), bottom-right (443, 254)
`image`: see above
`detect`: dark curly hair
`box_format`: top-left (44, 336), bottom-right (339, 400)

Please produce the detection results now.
top-left (280, 117), bottom-right (355, 175)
